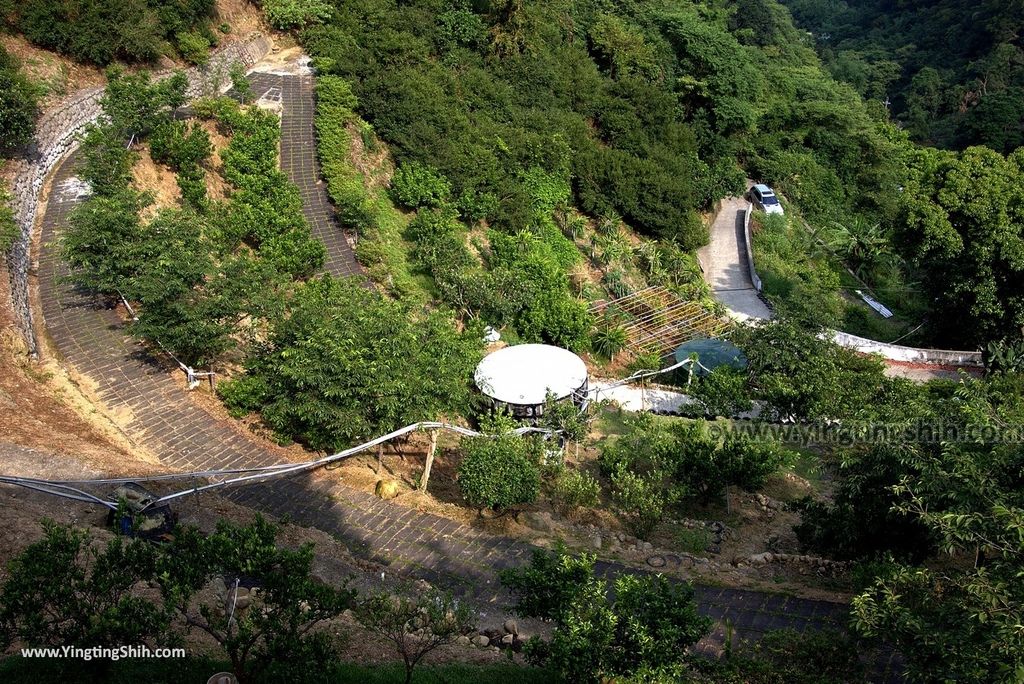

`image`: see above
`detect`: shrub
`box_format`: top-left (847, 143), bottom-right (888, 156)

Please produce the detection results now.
top-left (502, 547), bottom-right (711, 683)
top-left (176, 30), bottom-right (210, 65)
top-left (0, 521), bottom-right (169, 650)
top-left (0, 188), bottom-right (18, 252)
top-left (552, 469), bottom-right (601, 514)
top-left (390, 161), bottom-right (452, 209)
top-left (500, 546), bottom-right (597, 621)
top-left (0, 46), bottom-right (40, 152)
top-left (608, 466), bottom-right (675, 539)
top-left (262, 0), bottom-right (333, 30)
top-left (458, 430), bottom-right (541, 511)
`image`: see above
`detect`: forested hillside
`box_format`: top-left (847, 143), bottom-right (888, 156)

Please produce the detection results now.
top-left (298, 0), bottom-right (1024, 349)
top-left (0, 0), bottom-right (221, 65)
top-left (781, 0), bottom-right (1024, 152)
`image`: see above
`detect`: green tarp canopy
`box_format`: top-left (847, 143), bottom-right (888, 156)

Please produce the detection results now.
top-left (673, 338), bottom-right (747, 375)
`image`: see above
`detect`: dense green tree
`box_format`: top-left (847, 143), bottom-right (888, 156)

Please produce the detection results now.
top-left (501, 547), bottom-right (710, 683)
top-left (220, 276), bottom-right (482, 451)
top-left (0, 522), bottom-right (169, 650)
top-left (159, 517), bottom-right (356, 684)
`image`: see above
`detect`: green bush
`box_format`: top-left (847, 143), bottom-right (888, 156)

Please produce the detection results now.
top-left (0, 46), bottom-right (40, 153)
top-left (458, 426), bottom-right (541, 511)
top-left (175, 30), bottom-right (210, 65)
top-left (500, 546), bottom-right (597, 621)
top-left (0, 188), bottom-right (18, 252)
top-left (262, 0), bottom-right (333, 30)
top-left (502, 548), bottom-right (711, 683)
top-left (608, 466), bottom-right (675, 539)
top-left (390, 161), bottom-right (452, 208)
top-left (552, 469), bottom-right (601, 514)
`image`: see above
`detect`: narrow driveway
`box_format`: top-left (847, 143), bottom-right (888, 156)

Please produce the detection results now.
top-left (698, 198), bottom-right (772, 321)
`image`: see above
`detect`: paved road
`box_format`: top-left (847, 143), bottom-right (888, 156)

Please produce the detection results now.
top-left (698, 198), bottom-right (773, 321)
top-left (30, 71), bottom-right (898, 679)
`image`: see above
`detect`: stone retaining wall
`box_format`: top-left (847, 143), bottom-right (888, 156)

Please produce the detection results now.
top-left (3, 35), bottom-right (272, 356)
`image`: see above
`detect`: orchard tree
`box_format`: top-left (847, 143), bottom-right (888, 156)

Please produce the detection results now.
top-left (0, 522), bottom-right (170, 650)
top-left (159, 516), bottom-right (356, 684)
top-left (501, 547), bottom-right (710, 683)
top-left (220, 275), bottom-right (483, 451)
top-left (355, 585), bottom-right (474, 684)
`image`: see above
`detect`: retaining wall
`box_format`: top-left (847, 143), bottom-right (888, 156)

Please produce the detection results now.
top-left (741, 204), bottom-right (762, 292)
top-left (830, 331), bottom-right (983, 366)
top-left (3, 35), bottom-right (272, 356)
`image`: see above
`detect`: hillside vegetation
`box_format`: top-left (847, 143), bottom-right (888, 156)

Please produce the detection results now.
top-left (782, 0), bottom-right (1024, 152)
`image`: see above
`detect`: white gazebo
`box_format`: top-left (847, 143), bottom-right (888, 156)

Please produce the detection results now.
top-left (474, 344), bottom-right (589, 418)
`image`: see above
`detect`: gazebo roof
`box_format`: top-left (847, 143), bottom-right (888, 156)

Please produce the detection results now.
top-left (475, 344), bottom-right (588, 406)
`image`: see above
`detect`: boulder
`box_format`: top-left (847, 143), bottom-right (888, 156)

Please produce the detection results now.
top-left (647, 555), bottom-right (666, 568)
top-left (501, 634), bottom-right (514, 646)
top-left (375, 479), bottom-right (401, 500)
top-left (472, 635), bottom-right (490, 648)
top-left (518, 510), bottom-right (556, 534)
top-left (503, 619), bottom-right (518, 636)
top-left (456, 635), bottom-right (471, 646)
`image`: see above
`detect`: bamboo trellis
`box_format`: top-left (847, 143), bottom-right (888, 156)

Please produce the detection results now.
top-left (591, 286), bottom-right (729, 360)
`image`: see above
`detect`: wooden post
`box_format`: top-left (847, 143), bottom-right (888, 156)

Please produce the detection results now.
top-left (420, 429), bottom-right (438, 492)
top-left (376, 443), bottom-right (384, 475)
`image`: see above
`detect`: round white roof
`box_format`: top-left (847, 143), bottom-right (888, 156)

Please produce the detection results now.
top-left (475, 344), bottom-right (588, 406)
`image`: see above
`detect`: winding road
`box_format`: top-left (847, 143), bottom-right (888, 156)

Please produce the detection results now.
top-left (27, 64), bottom-right (900, 679)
